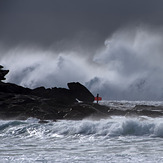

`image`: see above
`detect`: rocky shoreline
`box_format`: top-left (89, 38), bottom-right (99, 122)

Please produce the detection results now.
top-left (0, 65), bottom-right (110, 121)
top-left (0, 65), bottom-right (163, 121)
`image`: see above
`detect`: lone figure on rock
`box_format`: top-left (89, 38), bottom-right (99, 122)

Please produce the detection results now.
top-left (95, 93), bottom-right (102, 104)
top-left (96, 94), bottom-right (99, 104)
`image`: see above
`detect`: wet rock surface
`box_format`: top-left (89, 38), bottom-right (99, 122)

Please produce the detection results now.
top-left (67, 82), bottom-right (95, 102)
top-left (0, 65), bottom-right (163, 121)
top-left (0, 65), bottom-right (101, 120)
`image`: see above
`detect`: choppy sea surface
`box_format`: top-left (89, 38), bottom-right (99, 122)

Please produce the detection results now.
top-left (0, 101), bottom-right (163, 163)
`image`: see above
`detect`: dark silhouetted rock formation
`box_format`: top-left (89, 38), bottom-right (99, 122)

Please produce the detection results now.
top-left (31, 87), bottom-right (76, 104)
top-left (68, 82), bottom-right (94, 102)
top-left (0, 65), bottom-right (163, 121)
top-left (0, 65), bottom-right (9, 81)
top-left (0, 65), bottom-right (101, 120)
top-left (0, 82), bottom-right (31, 94)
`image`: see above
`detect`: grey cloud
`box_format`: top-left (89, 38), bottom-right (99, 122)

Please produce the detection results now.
top-left (1, 0), bottom-right (163, 48)
top-left (1, 0), bottom-right (163, 100)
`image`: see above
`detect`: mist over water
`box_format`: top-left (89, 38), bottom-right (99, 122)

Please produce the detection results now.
top-left (1, 25), bottom-right (163, 100)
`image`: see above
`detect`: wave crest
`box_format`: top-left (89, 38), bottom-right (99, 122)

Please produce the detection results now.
top-left (0, 117), bottom-right (163, 139)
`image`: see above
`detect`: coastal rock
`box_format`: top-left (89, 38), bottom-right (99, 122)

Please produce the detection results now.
top-left (63, 103), bottom-right (109, 120)
top-left (31, 87), bottom-right (77, 104)
top-left (1, 65), bottom-right (162, 121)
top-left (68, 82), bottom-right (94, 102)
top-left (0, 65), bottom-right (9, 81)
top-left (0, 65), bottom-right (98, 120)
top-left (0, 92), bottom-right (108, 120)
top-left (0, 91), bottom-right (73, 120)
top-left (31, 82), bottom-right (95, 104)
top-left (0, 82), bottom-right (31, 94)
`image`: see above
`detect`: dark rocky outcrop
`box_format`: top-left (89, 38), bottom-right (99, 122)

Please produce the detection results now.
top-left (0, 65), bottom-right (100, 120)
top-left (0, 65), bottom-right (9, 81)
top-left (0, 82), bottom-right (31, 94)
top-left (31, 86), bottom-right (77, 104)
top-left (68, 82), bottom-right (94, 102)
top-left (1, 65), bottom-right (163, 121)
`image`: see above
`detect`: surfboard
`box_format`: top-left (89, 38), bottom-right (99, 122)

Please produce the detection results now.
top-left (94, 97), bottom-right (102, 101)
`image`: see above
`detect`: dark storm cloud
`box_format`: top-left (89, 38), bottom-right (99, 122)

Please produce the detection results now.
top-left (1, 0), bottom-right (163, 100)
top-left (1, 0), bottom-right (163, 48)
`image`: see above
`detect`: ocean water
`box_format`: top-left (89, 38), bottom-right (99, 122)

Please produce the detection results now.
top-left (0, 101), bottom-right (163, 163)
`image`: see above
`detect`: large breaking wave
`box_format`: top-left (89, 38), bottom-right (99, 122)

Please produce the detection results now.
top-left (0, 117), bottom-right (163, 138)
top-left (1, 25), bottom-right (163, 100)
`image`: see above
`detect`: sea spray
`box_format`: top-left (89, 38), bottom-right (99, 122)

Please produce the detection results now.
top-left (1, 26), bottom-right (163, 100)
top-left (1, 116), bottom-right (162, 139)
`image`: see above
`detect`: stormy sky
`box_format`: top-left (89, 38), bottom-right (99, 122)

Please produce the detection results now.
top-left (1, 0), bottom-right (163, 100)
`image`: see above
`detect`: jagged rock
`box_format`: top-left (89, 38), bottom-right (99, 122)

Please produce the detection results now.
top-left (0, 65), bottom-right (107, 120)
top-left (0, 65), bottom-right (31, 95)
top-left (1, 65), bottom-right (163, 121)
top-left (67, 82), bottom-right (94, 102)
top-left (32, 87), bottom-right (77, 104)
top-left (0, 92), bottom-right (61, 120)
top-left (0, 81), bottom-right (94, 106)
top-left (0, 82), bottom-right (31, 94)
top-left (0, 65), bottom-right (9, 81)
top-left (31, 82), bottom-right (95, 104)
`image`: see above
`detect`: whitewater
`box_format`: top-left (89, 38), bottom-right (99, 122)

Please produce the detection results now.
top-left (0, 101), bottom-right (162, 163)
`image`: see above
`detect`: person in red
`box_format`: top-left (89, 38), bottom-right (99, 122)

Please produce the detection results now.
top-left (95, 94), bottom-right (102, 103)
top-left (97, 94), bottom-right (99, 104)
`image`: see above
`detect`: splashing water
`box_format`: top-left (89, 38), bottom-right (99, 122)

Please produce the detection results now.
top-left (1, 25), bottom-right (163, 100)
top-left (0, 114), bottom-right (163, 163)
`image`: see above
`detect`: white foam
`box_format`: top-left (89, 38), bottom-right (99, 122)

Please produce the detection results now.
top-left (49, 117), bottom-right (163, 138)
top-left (1, 26), bottom-right (163, 100)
